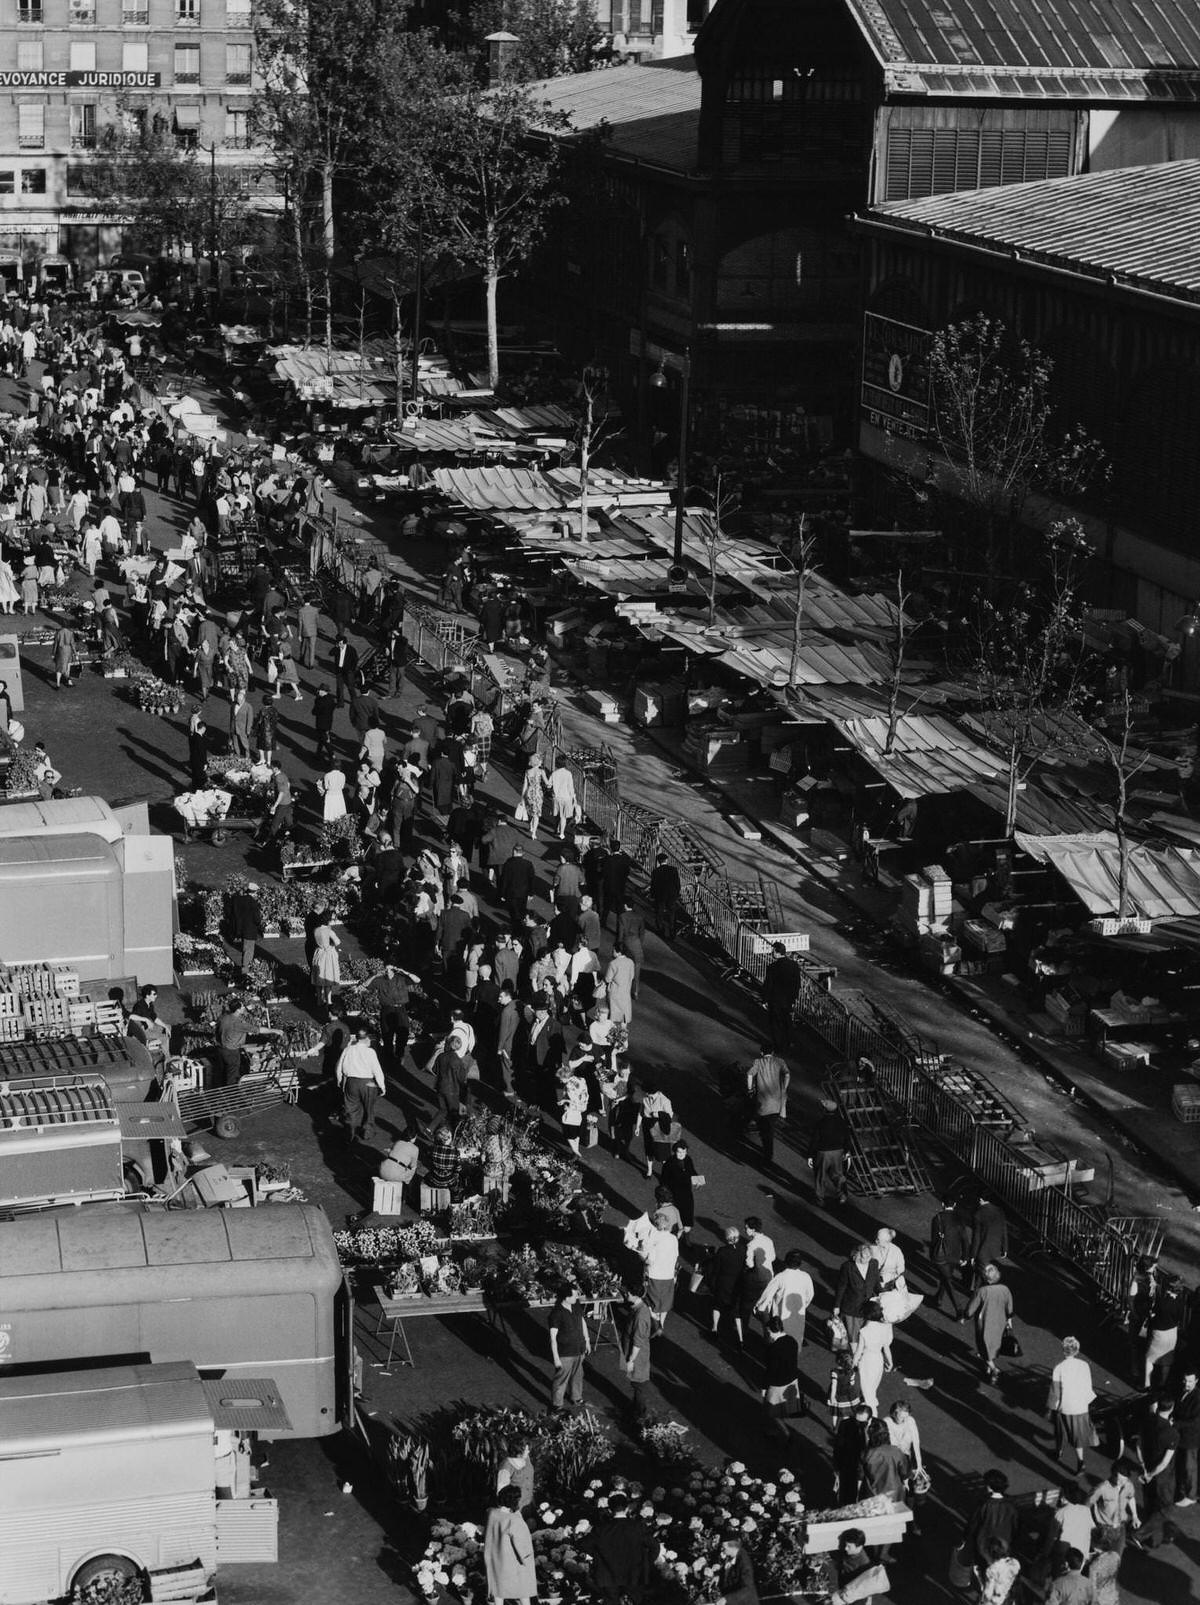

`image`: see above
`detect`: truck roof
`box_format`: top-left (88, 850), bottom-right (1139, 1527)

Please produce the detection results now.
top-left (0, 1360), bottom-right (211, 1453)
top-left (0, 1202), bottom-right (342, 1302)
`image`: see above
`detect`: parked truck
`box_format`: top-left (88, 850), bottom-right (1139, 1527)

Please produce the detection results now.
top-left (0, 1201), bottom-right (352, 1438)
top-left (0, 1359), bottom-right (285, 1605)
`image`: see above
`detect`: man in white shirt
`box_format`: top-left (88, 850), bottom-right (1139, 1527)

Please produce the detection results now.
top-left (743, 1216), bottom-right (776, 1271)
top-left (98, 508), bottom-right (125, 555)
top-left (336, 1027), bottom-right (386, 1143)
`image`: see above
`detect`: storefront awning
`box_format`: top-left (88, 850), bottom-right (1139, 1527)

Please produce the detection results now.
top-left (1015, 831), bottom-right (1200, 921)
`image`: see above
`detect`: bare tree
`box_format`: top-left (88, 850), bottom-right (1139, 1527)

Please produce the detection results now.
top-left (786, 517), bottom-right (817, 688)
top-left (973, 518), bottom-right (1092, 837)
top-left (575, 364), bottom-right (621, 543)
top-left (928, 315), bottom-right (1106, 579)
top-left (1093, 688), bottom-right (1154, 920)
top-left (692, 474), bottom-right (740, 627)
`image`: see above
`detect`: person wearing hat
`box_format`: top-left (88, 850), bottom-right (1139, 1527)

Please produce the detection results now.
top-left (227, 880), bottom-right (265, 977)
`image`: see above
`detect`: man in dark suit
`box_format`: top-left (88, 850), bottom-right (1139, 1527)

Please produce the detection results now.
top-left (582, 838), bottom-right (607, 907)
top-left (929, 1196), bottom-right (971, 1316)
top-left (332, 632), bottom-right (359, 708)
top-left (498, 843), bottom-right (536, 927)
top-left (971, 1195), bottom-right (1008, 1285)
top-left (495, 982), bottom-right (520, 1095)
top-left (762, 942), bottom-right (803, 1052)
top-left (519, 1000), bottom-right (563, 1101)
top-left (600, 836), bottom-right (633, 928)
top-left (649, 852), bottom-right (682, 939)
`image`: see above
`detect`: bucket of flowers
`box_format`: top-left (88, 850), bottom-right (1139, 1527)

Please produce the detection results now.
top-left (102, 648), bottom-right (136, 679)
top-left (132, 673), bottom-right (183, 717)
top-left (2, 741), bottom-right (40, 798)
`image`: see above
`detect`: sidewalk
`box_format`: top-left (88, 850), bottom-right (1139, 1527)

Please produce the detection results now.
top-left (636, 719), bottom-right (1200, 1211)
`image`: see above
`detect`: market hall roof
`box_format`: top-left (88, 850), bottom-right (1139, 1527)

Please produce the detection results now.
top-left (523, 59), bottom-right (702, 172)
top-left (843, 0), bottom-right (1200, 101)
top-left (863, 161), bottom-right (1200, 306)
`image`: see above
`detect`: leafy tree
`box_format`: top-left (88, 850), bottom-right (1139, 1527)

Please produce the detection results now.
top-left (90, 108), bottom-right (260, 264)
top-left (254, 0), bottom-right (411, 356)
top-left (467, 0), bottom-right (606, 80)
top-left (433, 81), bottom-right (567, 388)
top-left (927, 315), bottom-right (1106, 579)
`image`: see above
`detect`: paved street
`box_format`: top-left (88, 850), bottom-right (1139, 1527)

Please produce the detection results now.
top-left (9, 371), bottom-right (1198, 1605)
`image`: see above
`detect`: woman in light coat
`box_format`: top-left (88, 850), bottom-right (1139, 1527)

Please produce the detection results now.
top-left (1048, 1335), bottom-right (1097, 1472)
top-left (484, 1484), bottom-right (537, 1605)
top-left (549, 759), bottom-right (577, 839)
top-left (320, 765), bottom-right (348, 823)
top-left (755, 1248), bottom-right (815, 1349)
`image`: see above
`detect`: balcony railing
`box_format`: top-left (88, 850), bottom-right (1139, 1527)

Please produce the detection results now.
top-left (18, 134), bottom-right (44, 150)
top-left (70, 134), bottom-right (98, 150)
top-left (122, 6), bottom-right (149, 20)
top-left (17, 5), bottom-right (44, 22)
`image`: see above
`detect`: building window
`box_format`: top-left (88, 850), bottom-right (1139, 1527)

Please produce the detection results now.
top-left (226, 0), bottom-right (252, 22)
top-left (17, 102), bottom-right (44, 150)
top-left (68, 0), bottom-right (96, 22)
top-left (225, 107), bottom-right (250, 148)
top-left (174, 104), bottom-right (201, 149)
top-left (122, 0), bottom-right (149, 20)
top-left (17, 40), bottom-right (43, 68)
top-left (20, 168), bottom-right (46, 194)
top-left (70, 101), bottom-right (97, 150)
top-left (122, 41), bottom-right (148, 71)
top-left (177, 0), bottom-right (200, 21)
top-left (174, 43), bottom-right (200, 83)
top-left (225, 43), bottom-right (251, 84)
top-left (17, 0), bottom-right (43, 20)
top-left (0, 172), bottom-right (13, 196)
top-left (69, 41), bottom-right (96, 71)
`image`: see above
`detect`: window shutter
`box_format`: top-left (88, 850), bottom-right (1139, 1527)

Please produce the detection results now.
top-left (979, 130), bottom-right (1003, 187)
top-left (931, 130), bottom-right (958, 193)
top-left (954, 130), bottom-right (980, 189)
top-left (885, 129), bottom-right (911, 200)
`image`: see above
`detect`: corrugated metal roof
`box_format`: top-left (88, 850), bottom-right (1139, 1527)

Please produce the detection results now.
top-left (847, 0), bottom-right (1200, 101)
top-left (1016, 831), bottom-right (1200, 919)
top-left (431, 466), bottom-right (672, 515)
top-left (835, 713), bottom-right (1004, 799)
top-left (647, 614), bottom-right (895, 688)
top-left (526, 60), bottom-right (701, 170)
top-left (869, 160), bottom-right (1200, 302)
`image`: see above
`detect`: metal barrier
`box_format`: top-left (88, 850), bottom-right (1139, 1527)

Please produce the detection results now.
top-left (791, 977), bottom-right (1142, 1315)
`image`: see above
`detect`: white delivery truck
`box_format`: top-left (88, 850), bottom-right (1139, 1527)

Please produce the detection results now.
top-left (0, 1359), bottom-right (287, 1605)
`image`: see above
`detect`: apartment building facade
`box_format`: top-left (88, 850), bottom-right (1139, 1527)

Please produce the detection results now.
top-left (0, 0), bottom-right (270, 273)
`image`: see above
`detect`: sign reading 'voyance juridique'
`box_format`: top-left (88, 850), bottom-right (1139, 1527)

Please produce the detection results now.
top-left (0, 71), bottom-right (162, 88)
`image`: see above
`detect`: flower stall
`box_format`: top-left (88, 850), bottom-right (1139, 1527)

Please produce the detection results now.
top-left (410, 1454), bottom-right (911, 1604)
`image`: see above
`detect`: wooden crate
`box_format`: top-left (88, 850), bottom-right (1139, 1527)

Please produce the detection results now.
top-left (92, 1001), bottom-right (124, 1036)
top-left (1172, 1085), bottom-right (1200, 1125)
top-left (23, 996), bottom-right (72, 1031)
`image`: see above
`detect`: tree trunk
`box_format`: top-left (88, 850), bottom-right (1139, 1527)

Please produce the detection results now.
top-left (485, 261), bottom-right (500, 391)
top-left (393, 287), bottom-right (405, 423)
top-left (578, 386), bottom-right (592, 542)
top-left (1115, 799), bottom-right (1130, 920)
top-left (321, 157), bottom-right (334, 368)
top-left (289, 197), bottom-right (310, 348)
top-left (1004, 737), bottom-right (1020, 839)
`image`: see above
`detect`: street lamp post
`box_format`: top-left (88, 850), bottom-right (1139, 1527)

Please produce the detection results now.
top-left (195, 139), bottom-right (219, 297)
top-left (649, 346), bottom-right (691, 593)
